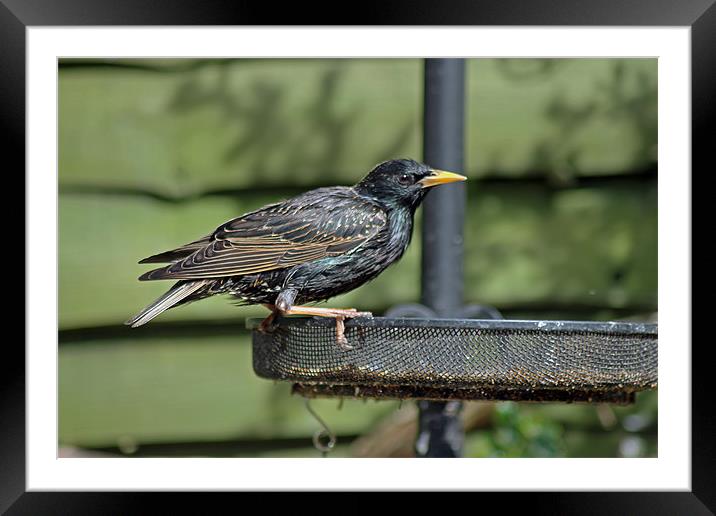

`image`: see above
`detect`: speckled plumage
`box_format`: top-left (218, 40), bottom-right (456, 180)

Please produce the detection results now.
top-left (126, 159), bottom-right (464, 327)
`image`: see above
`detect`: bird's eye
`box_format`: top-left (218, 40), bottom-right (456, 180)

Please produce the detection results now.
top-left (398, 174), bottom-right (412, 185)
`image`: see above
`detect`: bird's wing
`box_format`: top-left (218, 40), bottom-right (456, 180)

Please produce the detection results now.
top-left (138, 235), bottom-right (213, 264)
top-left (138, 192), bottom-right (386, 281)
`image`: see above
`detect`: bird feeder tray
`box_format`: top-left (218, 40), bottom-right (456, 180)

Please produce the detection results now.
top-left (248, 317), bottom-right (657, 404)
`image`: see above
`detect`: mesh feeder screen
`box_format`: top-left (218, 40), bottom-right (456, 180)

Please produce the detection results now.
top-left (248, 317), bottom-right (657, 404)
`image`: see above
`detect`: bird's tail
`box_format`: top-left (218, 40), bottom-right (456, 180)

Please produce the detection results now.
top-left (125, 280), bottom-right (209, 328)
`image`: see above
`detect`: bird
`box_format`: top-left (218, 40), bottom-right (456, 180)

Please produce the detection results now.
top-left (126, 159), bottom-right (466, 347)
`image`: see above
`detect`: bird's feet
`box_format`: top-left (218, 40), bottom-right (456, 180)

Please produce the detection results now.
top-left (334, 316), bottom-right (354, 350)
top-left (294, 307), bottom-right (373, 350)
top-left (257, 304), bottom-right (281, 334)
top-left (261, 304), bottom-right (372, 349)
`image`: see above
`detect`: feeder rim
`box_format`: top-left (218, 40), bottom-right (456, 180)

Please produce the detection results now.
top-left (246, 316), bottom-right (657, 335)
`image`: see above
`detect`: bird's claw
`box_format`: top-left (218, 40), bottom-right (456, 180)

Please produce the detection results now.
top-left (257, 310), bottom-right (281, 334)
top-left (337, 337), bottom-right (353, 351)
top-left (258, 320), bottom-right (280, 334)
top-left (333, 311), bottom-right (372, 350)
top-left (335, 316), bottom-right (354, 350)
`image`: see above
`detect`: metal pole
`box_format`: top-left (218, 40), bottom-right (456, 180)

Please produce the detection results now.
top-left (422, 59), bottom-right (466, 315)
top-left (417, 58), bottom-right (466, 458)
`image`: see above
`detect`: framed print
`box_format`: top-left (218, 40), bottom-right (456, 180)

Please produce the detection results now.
top-left (8, 0), bottom-right (710, 511)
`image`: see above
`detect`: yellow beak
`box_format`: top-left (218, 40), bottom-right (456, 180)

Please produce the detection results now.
top-left (419, 169), bottom-right (468, 188)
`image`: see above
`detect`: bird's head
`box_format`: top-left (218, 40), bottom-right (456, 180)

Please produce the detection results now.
top-left (355, 159), bottom-right (467, 210)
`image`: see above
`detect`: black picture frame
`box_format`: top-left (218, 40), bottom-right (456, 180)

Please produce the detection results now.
top-left (7, 0), bottom-right (709, 512)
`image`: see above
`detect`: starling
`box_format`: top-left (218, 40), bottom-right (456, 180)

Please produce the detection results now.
top-left (126, 159), bottom-right (466, 347)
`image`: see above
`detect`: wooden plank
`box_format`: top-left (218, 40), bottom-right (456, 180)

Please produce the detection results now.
top-left (59, 59), bottom-right (421, 197)
top-left (59, 58), bottom-right (656, 197)
top-left (465, 181), bottom-right (658, 308)
top-left (59, 334), bottom-right (399, 448)
top-left (59, 180), bottom-right (656, 329)
top-left (468, 59), bottom-right (657, 179)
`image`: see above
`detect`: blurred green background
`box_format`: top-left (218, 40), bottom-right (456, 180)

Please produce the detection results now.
top-left (58, 58), bottom-right (657, 458)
